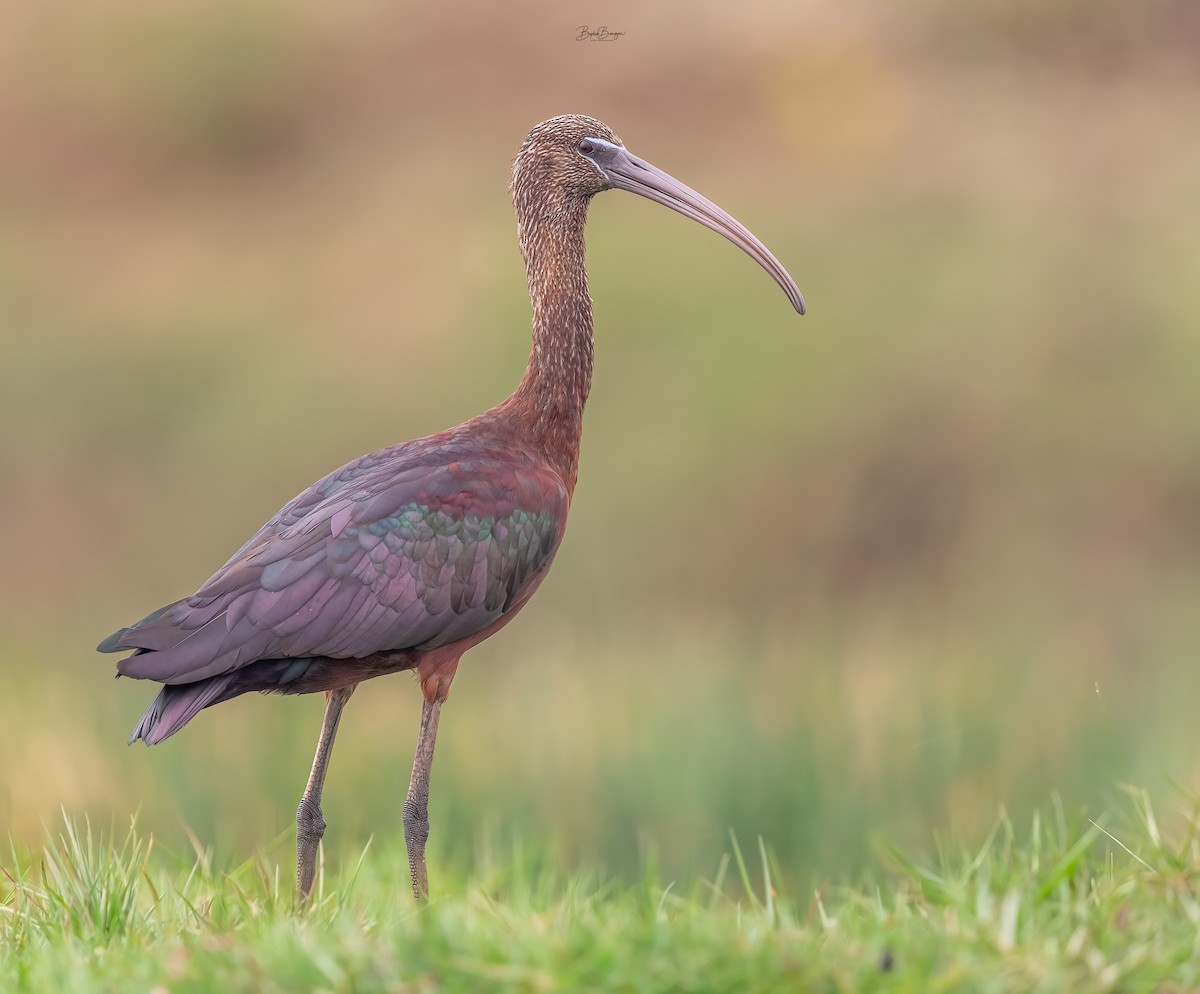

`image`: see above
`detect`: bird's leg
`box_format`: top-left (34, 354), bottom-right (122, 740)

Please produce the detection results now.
top-left (402, 696), bottom-right (442, 902)
top-left (296, 684), bottom-right (356, 902)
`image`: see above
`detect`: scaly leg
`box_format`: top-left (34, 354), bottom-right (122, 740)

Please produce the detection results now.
top-left (402, 697), bottom-right (442, 902)
top-left (296, 685), bottom-right (356, 902)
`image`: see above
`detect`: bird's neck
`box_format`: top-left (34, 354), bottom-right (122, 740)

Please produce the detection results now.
top-left (507, 198), bottom-right (594, 493)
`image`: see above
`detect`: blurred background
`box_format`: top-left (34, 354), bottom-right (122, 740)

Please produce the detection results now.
top-left (3, 0), bottom-right (1200, 890)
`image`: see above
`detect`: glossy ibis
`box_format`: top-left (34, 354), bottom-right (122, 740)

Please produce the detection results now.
top-left (99, 115), bottom-right (805, 902)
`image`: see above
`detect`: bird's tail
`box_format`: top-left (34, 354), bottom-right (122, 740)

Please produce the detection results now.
top-left (127, 656), bottom-right (328, 745)
top-left (128, 673), bottom-right (240, 745)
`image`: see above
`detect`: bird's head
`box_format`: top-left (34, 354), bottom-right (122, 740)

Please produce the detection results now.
top-left (513, 115), bottom-right (625, 200)
top-left (513, 114), bottom-right (805, 315)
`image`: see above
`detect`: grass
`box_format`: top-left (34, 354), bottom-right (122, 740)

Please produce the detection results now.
top-left (4, 793), bottom-right (1200, 993)
top-left (9, 614), bottom-right (1200, 909)
top-left (11, 618), bottom-right (1200, 894)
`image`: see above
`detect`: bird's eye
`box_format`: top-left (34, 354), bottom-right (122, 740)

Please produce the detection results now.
top-left (578, 139), bottom-right (595, 155)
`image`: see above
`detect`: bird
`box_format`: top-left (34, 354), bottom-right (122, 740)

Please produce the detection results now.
top-left (98, 114), bottom-right (805, 903)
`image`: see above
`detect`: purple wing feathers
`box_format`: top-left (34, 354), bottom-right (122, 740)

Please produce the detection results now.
top-left (101, 440), bottom-right (568, 687)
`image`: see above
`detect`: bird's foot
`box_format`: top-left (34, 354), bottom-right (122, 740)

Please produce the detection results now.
top-left (402, 796), bottom-right (430, 902)
top-left (296, 797), bottom-right (327, 902)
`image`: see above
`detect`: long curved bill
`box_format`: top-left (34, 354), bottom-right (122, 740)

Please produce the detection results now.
top-left (589, 140), bottom-right (806, 315)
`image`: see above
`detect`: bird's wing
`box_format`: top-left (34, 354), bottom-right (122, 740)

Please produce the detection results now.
top-left (100, 448), bottom-right (568, 684)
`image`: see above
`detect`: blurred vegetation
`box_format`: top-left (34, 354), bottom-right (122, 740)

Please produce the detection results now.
top-left (2, 0), bottom-right (1200, 892)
